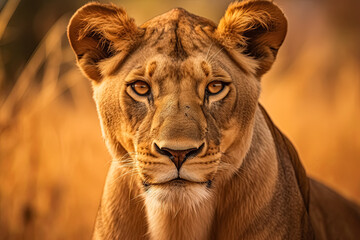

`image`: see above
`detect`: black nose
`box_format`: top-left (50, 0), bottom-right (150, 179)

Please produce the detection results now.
top-left (154, 143), bottom-right (204, 170)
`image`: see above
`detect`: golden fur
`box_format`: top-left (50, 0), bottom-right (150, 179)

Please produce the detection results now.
top-left (67, 1), bottom-right (360, 239)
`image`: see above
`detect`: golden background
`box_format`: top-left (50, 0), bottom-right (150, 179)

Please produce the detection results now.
top-left (0, 0), bottom-right (359, 239)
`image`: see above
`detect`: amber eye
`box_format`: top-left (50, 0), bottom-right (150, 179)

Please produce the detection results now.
top-left (206, 81), bottom-right (225, 95)
top-left (131, 81), bottom-right (150, 96)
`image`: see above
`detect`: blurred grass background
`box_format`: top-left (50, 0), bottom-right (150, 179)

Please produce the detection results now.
top-left (0, 0), bottom-right (359, 239)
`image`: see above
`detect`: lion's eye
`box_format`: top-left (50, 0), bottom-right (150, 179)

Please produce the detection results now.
top-left (206, 81), bottom-right (225, 95)
top-left (131, 81), bottom-right (150, 96)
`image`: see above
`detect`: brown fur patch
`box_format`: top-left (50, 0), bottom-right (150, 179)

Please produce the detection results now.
top-left (147, 62), bottom-right (157, 78)
top-left (200, 61), bottom-right (211, 77)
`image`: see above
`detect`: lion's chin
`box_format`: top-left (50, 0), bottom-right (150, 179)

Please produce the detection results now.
top-left (143, 181), bottom-right (212, 210)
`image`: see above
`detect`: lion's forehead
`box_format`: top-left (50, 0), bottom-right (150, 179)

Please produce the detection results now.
top-left (139, 8), bottom-right (216, 59)
top-left (143, 56), bottom-right (210, 81)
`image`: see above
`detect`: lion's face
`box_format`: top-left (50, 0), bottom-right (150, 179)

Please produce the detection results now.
top-left (68, 1), bottom-right (287, 205)
top-left (95, 50), bottom-right (259, 203)
top-left (93, 43), bottom-right (260, 204)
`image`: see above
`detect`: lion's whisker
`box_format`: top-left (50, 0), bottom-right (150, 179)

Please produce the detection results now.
top-left (205, 42), bottom-right (214, 61)
top-left (208, 47), bottom-right (224, 64)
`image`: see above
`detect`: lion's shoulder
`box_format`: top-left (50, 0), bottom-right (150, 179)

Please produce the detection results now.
top-left (260, 104), bottom-right (360, 239)
top-left (309, 179), bottom-right (360, 239)
top-left (259, 104), bottom-right (311, 209)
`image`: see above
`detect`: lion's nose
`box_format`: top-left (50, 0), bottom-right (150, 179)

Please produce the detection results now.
top-left (154, 143), bottom-right (204, 170)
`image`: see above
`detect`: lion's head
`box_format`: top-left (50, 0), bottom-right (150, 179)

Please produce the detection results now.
top-left (68, 0), bottom-right (287, 208)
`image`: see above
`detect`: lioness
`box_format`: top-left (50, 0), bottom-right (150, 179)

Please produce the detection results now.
top-left (67, 0), bottom-right (360, 239)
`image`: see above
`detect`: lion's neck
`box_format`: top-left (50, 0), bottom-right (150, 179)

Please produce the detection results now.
top-left (145, 197), bottom-right (215, 240)
top-left (212, 107), bottom-right (313, 239)
top-left (211, 108), bottom-right (280, 238)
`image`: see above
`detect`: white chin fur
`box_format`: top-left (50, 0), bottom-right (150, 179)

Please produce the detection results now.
top-left (144, 184), bottom-right (212, 212)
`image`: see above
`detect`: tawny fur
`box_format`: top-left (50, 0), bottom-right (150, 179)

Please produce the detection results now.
top-left (67, 1), bottom-right (360, 239)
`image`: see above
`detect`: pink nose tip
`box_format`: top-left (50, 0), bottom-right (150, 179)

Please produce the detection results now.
top-left (154, 143), bottom-right (204, 170)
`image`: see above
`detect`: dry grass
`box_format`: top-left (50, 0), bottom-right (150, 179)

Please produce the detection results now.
top-left (0, 11), bottom-right (108, 240)
top-left (0, 1), bottom-right (359, 239)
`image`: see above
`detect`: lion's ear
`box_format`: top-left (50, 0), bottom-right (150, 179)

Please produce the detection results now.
top-left (67, 3), bottom-right (142, 81)
top-left (216, 0), bottom-right (287, 77)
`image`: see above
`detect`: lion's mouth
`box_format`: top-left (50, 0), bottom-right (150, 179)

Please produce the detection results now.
top-left (143, 178), bottom-right (212, 188)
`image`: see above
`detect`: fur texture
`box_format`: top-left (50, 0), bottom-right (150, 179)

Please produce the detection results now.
top-left (67, 1), bottom-right (360, 239)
